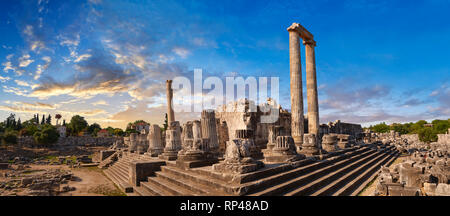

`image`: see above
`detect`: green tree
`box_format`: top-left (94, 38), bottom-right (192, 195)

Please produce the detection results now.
top-left (113, 128), bottom-right (124, 136)
top-left (106, 126), bottom-right (115, 135)
top-left (418, 127), bottom-right (438, 143)
top-left (33, 125), bottom-right (59, 146)
top-left (68, 115), bottom-right (88, 136)
top-left (5, 113), bottom-right (16, 129)
top-left (2, 130), bottom-right (18, 145)
top-left (410, 120), bottom-right (427, 133)
top-left (432, 119), bottom-right (450, 134)
top-left (16, 118), bottom-right (22, 130)
top-left (41, 114), bottom-right (45, 125)
top-left (46, 114), bottom-right (52, 125)
top-left (370, 122), bottom-right (390, 133)
top-left (125, 128), bottom-right (137, 136)
top-left (87, 123), bottom-right (102, 135)
top-left (163, 113), bottom-right (168, 131)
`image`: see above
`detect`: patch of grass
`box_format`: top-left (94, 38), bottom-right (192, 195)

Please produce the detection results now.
top-left (22, 170), bottom-right (43, 174)
top-left (88, 184), bottom-right (126, 196)
top-left (63, 156), bottom-right (77, 164)
top-left (357, 177), bottom-right (378, 196)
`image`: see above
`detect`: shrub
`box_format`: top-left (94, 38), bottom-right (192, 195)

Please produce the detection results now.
top-left (33, 125), bottom-right (59, 146)
top-left (2, 130), bottom-right (18, 145)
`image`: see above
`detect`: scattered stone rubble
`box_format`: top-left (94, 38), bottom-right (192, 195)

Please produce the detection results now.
top-left (0, 167), bottom-right (74, 196)
top-left (371, 130), bottom-right (450, 196)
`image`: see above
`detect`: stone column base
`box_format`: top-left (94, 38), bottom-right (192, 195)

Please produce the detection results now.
top-left (337, 142), bottom-right (349, 149)
top-left (212, 160), bottom-right (264, 174)
top-left (263, 149), bottom-right (305, 163)
top-left (176, 150), bottom-right (219, 169)
top-left (298, 146), bottom-right (320, 156)
top-left (147, 148), bottom-right (163, 157)
top-left (159, 150), bottom-right (178, 161)
top-left (322, 144), bottom-right (337, 153)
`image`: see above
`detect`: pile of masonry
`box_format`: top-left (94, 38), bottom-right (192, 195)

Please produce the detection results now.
top-left (0, 165), bottom-right (74, 196)
top-left (369, 129), bottom-right (450, 196)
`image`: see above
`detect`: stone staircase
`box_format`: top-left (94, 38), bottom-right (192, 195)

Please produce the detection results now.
top-left (126, 144), bottom-right (398, 196)
top-left (103, 152), bottom-right (154, 193)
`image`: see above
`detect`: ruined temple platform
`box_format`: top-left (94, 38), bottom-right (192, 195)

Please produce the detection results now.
top-left (102, 144), bottom-right (398, 196)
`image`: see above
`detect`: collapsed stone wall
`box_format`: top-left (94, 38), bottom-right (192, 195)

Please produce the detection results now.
top-left (401, 134), bottom-right (420, 143)
top-left (438, 133), bottom-right (450, 144)
top-left (326, 120), bottom-right (363, 138)
top-left (18, 136), bottom-right (117, 147)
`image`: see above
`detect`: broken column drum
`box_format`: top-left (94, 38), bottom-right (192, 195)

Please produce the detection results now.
top-left (147, 124), bottom-right (163, 157)
top-left (301, 133), bottom-right (320, 156)
top-left (201, 109), bottom-right (219, 152)
top-left (212, 129), bottom-right (264, 174)
top-left (321, 134), bottom-right (338, 153)
top-left (129, 133), bottom-right (138, 153)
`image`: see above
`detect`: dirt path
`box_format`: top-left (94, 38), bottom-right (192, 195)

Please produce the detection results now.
top-left (27, 164), bottom-right (124, 196)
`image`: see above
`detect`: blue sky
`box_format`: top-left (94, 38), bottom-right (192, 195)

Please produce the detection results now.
top-left (0, 0), bottom-right (449, 129)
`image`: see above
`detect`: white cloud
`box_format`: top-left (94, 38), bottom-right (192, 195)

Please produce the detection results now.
top-left (0, 75), bottom-right (10, 82)
top-left (34, 56), bottom-right (51, 80)
top-left (19, 54), bottom-right (34, 68)
top-left (2, 61), bottom-right (15, 73)
top-left (173, 47), bottom-right (190, 59)
top-left (74, 54), bottom-right (92, 63)
top-left (59, 34), bottom-right (80, 47)
top-left (92, 100), bottom-right (108, 106)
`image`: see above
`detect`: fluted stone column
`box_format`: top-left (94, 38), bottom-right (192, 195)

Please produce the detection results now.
top-left (166, 80), bottom-right (175, 123)
top-left (304, 40), bottom-right (319, 137)
top-left (147, 124), bottom-right (163, 156)
top-left (129, 133), bottom-right (138, 153)
top-left (201, 110), bottom-right (219, 152)
top-left (288, 27), bottom-right (304, 150)
top-left (192, 120), bottom-right (202, 141)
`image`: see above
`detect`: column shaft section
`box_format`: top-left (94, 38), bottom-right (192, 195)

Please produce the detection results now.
top-left (201, 110), bottom-right (219, 151)
top-left (304, 41), bottom-right (319, 136)
top-left (289, 30), bottom-right (304, 148)
top-left (166, 80), bottom-right (175, 123)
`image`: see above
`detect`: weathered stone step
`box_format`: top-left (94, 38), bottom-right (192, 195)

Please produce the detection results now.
top-left (285, 149), bottom-right (386, 196)
top-left (160, 166), bottom-right (233, 194)
top-left (133, 185), bottom-right (157, 196)
top-left (332, 151), bottom-right (397, 196)
top-left (155, 170), bottom-right (222, 195)
top-left (108, 165), bottom-right (129, 183)
top-left (114, 162), bottom-right (130, 174)
top-left (104, 168), bottom-right (133, 193)
top-left (245, 147), bottom-right (371, 195)
top-left (310, 148), bottom-right (395, 196)
top-left (147, 176), bottom-right (198, 196)
top-left (250, 148), bottom-right (377, 196)
top-left (191, 147), bottom-right (362, 186)
top-left (343, 151), bottom-right (399, 196)
top-left (140, 180), bottom-right (172, 196)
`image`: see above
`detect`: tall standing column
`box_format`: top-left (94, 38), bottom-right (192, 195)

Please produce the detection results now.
top-left (288, 28), bottom-right (304, 150)
top-left (166, 80), bottom-right (175, 123)
top-left (304, 40), bottom-right (319, 137)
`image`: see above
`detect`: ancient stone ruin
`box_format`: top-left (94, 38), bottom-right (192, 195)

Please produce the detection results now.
top-left (96, 22), bottom-right (447, 196)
